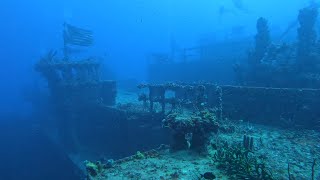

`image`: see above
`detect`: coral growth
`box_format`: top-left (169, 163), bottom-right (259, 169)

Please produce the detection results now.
top-left (162, 109), bottom-right (219, 151)
top-left (84, 160), bottom-right (104, 177)
top-left (238, 6), bottom-right (320, 88)
top-left (253, 17), bottom-right (271, 64)
top-left (297, 7), bottom-right (319, 70)
top-left (213, 141), bottom-right (273, 179)
top-left (243, 134), bottom-right (254, 152)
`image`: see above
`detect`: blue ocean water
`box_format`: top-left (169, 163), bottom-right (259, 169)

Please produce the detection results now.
top-left (0, 0), bottom-right (319, 179)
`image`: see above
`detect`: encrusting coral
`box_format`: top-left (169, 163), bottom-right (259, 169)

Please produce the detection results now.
top-left (162, 109), bottom-right (219, 151)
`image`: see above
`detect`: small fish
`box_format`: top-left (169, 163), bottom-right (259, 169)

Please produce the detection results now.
top-left (200, 172), bottom-right (216, 180)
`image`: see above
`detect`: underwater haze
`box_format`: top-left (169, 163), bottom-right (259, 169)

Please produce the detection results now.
top-left (0, 0), bottom-right (309, 116)
top-left (1, 0), bottom-right (320, 179)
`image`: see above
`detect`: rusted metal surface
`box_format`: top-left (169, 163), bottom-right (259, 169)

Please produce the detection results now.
top-left (35, 55), bottom-right (117, 106)
top-left (138, 83), bottom-right (320, 129)
top-left (221, 85), bottom-right (320, 129)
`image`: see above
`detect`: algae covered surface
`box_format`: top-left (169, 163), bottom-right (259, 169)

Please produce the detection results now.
top-left (85, 109), bottom-right (320, 180)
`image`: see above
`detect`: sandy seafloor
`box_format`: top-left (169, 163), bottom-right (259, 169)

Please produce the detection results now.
top-left (87, 91), bottom-right (320, 180)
